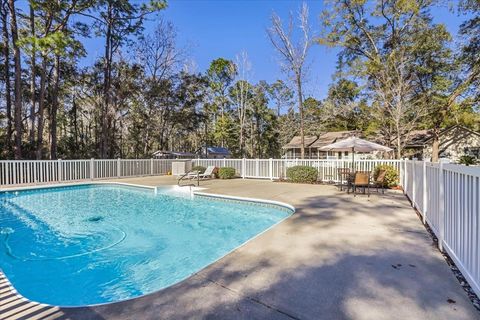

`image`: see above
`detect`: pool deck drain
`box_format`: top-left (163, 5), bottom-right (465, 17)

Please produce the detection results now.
top-left (1, 177), bottom-right (479, 320)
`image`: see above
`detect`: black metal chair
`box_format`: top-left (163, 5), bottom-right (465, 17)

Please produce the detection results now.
top-left (337, 168), bottom-right (351, 191)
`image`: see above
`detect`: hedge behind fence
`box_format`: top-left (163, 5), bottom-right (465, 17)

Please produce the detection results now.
top-left (373, 165), bottom-right (398, 187)
top-left (286, 166), bottom-right (318, 183)
top-left (191, 166), bottom-right (206, 173)
top-left (218, 167), bottom-right (236, 179)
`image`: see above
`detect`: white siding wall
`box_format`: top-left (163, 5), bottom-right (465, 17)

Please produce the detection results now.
top-left (423, 127), bottom-right (480, 162)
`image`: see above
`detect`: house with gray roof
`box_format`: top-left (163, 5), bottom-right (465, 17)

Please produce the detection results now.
top-left (404, 125), bottom-right (480, 162)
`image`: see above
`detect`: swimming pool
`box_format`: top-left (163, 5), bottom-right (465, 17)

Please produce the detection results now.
top-left (0, 184), bottom-right (293, 306)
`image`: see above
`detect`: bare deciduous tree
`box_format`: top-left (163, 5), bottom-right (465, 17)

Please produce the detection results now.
top-left (136, 18), bottom-right (184, 81)
top-left (1, 0), bottom-right (12, 156)
top-left (372, 51), bottom-right (426, 159)
top-left (135, 18), bottom-right (186, 154)
top-left (267, 2), bottom-right (313, 159)
top-left (8, 0), bottom-right (22, 159)
top-left (232, 51), bottom-right (252, 157)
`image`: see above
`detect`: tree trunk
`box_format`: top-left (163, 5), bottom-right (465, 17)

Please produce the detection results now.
top-left (28, 3), bottom-right (36, 148)
top-left (36, 57), bottom-right (48, 159)
top-left (204, 120), bottom-right (208, 157)
top-left (143, 125), bottom-right (150, 156)
top-left (396, 132), bottom-right (402, 159)
top-left (431, 127), bottom-right (440, 162)
top-left (1, 0), bottom-right (12, 155)
top-left (296, 73), bottom-right (305, 159)
top-left (101, 3), bottom-right (113, 158)
top-left (72, 94), bottom-right (79, 150)
top-left (239, 125), bottom-right (244, 157)
top-left (256, 112), bottom-right (261, 157)
top-left (8, 0), bottom-right (22, 159)
top-left (50, 54), bottom-right (60, 159)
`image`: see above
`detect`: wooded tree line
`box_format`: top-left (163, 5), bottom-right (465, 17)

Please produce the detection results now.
top-left (0, 0), bottom-right (478, 160)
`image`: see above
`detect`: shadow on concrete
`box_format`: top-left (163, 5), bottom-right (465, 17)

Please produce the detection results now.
top-left (58, 249), bottom-right (477, 320)
top-left (55, 189), bottom-right (478, 320)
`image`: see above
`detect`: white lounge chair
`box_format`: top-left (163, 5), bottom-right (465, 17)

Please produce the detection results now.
top-left (187, 166), bottom-right (216, 180)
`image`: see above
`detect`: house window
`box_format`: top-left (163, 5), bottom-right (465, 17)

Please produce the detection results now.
top-left (465, 147), bottom-right (480, 158)
top-left (439, 151), bottom-right (451, 158)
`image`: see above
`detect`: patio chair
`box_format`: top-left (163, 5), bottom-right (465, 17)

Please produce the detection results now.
top-left (337, 168), bottom-right (351, 191)
top-left (352, 171), bottom-right (371, 197)
top-left (187, 165), bottom-right (216, 180)
top-left (372, 169), bottom-right (387, 194)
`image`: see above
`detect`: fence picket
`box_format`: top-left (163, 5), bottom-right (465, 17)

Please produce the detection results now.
top-left (404, 160), bottom-right (480, 298)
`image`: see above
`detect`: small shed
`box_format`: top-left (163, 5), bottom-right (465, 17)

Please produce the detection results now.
top-left (201, 146), bottom-right (231, 159)
top-left (152, 151), bottom-right (195, 159)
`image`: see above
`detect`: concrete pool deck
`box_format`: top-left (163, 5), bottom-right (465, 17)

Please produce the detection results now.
top-left (1, 177), bottom-right (479, 319)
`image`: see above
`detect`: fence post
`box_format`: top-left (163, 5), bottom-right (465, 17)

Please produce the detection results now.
top-left (58, 159), bottom-right (62, 182)
top-left (90, 158), bottom-right (95, 180)
top-left (33, 162), bottom-right (37, 185)
top-left (322, 160), bottom-right (325, 183)
top-left (242, 158), bottom-right (246, 179)
top-left (438, 160), bottom-right (445, 252)
top-left (150, 158), bottom-right (154, 176)
top-left (404, 160), bottom-right (408, 195)
top-left (422, 161), bottom-right (427, 224)
top-left (223, 158), bottom-right (226, 168)
top-left (269, 158), bottom-right (273, 180)
top-left (399, 159), bottom-right (404, 190)
top-left (256, 158), bottom-right (259, 177)
top-left (412, 160), bottom-right (416, 208)
top-left (117, 158), bottom-right (121, 178)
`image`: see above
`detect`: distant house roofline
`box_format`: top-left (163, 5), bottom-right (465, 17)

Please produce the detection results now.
top-left (282, 136), bottom-right (318, 149)
top-left (283, 130), bottom-right (361, 149)
top-left (405, 125), bottom-right (480, 147)
top-left (205, 146), bottom-right (230, 155)
top-left (152, 150), bottom-right (196, 158)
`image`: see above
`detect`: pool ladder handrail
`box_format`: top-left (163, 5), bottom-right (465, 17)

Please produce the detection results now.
top-left (177, 170), bottom-right (200, 187)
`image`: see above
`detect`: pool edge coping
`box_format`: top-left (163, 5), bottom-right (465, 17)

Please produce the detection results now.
top-left (193, 191), bottom-right (295, 212)
top-left (0, 181), bottom-right (156, 193)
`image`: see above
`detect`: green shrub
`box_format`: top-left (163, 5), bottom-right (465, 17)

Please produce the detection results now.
top-left (191, 165), bottom-right (206, 173)
top-left (373, 165), bottom-right (399, 187)
top-left (218, 167), bottom-right (236, 179)
top-left (458, 155), bottom-right (477, 166)
top-left (286, 166), bottom-right (318, 183)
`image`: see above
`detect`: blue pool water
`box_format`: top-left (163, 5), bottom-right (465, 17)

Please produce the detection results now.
top-left (0, 184), bottom-right (292, 306)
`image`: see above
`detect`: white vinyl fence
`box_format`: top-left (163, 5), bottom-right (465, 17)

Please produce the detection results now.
top-left (192, 158), bottom-right (402, 181)
top-left (0, 159), bottom-right (178, 186)
top-left (403, 160), bottom-right (480, 297)
top-left (1, 158), bottom-right (401, 187)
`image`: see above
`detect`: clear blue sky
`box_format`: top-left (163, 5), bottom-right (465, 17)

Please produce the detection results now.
top-left (79, 0), bottom-right (466, 100)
